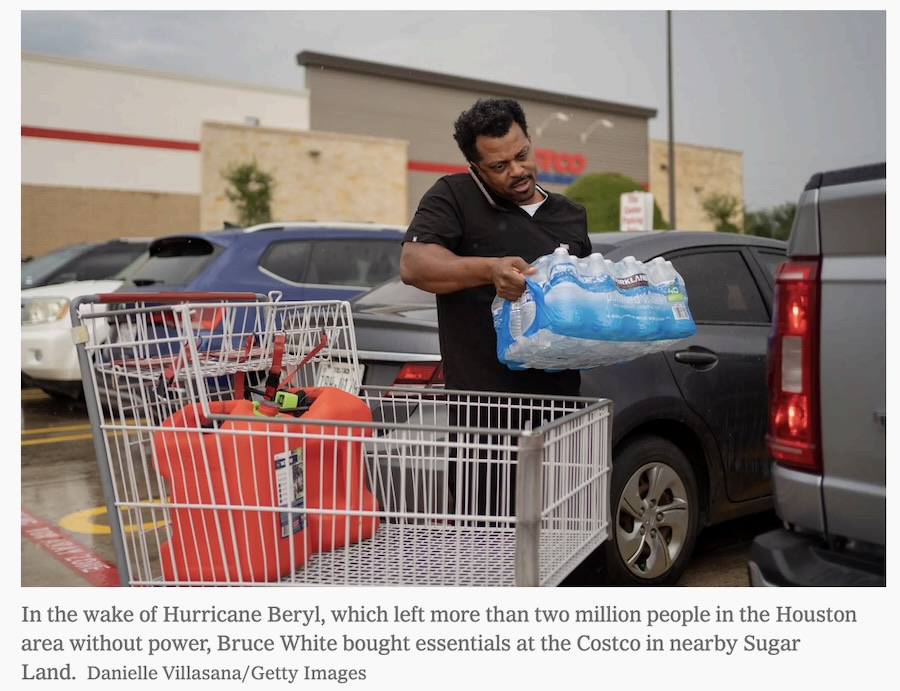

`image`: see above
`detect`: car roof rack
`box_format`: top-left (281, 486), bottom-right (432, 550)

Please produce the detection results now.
top-left (241, 220), bottom-right (407, 233)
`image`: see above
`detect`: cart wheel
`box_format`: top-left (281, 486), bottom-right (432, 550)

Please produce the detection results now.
top-left (604, 434), bottom-right (699, 586)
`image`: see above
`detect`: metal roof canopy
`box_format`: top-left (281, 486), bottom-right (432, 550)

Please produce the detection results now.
top-left (296, 50), bottom-right (657, 120)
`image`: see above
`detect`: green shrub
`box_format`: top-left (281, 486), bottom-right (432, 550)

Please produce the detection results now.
top-left (701, 193), bottom-right (742, 233)
top-left (563, 172), bottom-right (669, 231)
top-left (222, 159), bottom-right (275, 227)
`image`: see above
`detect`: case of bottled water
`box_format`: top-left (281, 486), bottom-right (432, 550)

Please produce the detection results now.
top-left (492, 247), bottom-right (696, 371)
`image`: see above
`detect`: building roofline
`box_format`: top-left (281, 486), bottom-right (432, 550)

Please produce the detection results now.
top-left (297, 50), bottom-right (657, 120)
top-left (23, 50), bottom-right (309, 97)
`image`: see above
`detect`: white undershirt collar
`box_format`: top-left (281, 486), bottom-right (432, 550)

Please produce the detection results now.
top-left (518, 188), bottom-right (549, 217)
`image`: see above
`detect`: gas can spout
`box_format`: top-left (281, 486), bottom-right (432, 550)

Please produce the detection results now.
top-left (254, 401), bottom-right (281, 417)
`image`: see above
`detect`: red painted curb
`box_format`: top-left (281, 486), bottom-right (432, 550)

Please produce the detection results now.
top-left (21, 508), bottom-right (120, 587)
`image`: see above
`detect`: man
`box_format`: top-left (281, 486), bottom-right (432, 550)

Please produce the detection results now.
top-left (400, 97), bottom-right (592, 397)
top-left (399, 97), bottom-right (592, 520)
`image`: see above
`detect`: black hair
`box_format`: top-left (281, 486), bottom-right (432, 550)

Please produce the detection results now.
top-left (452, 98), bottom-right (529, 163)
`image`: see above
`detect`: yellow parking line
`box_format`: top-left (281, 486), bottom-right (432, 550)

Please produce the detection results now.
top-left (22, 423), bottom-right (92, 435)
top-left (22, 432), bottom-right (96, 446)
top-left (22, 419), bottom-right (151, 445)
top-left (60, 503), bottom-right (168, 535)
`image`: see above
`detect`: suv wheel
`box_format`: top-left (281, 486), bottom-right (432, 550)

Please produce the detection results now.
top-left (605, 434), bottom-right (699, 586)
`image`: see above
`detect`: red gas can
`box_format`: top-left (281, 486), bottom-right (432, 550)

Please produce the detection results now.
top-left (152, 387), bottom-right (380, 583)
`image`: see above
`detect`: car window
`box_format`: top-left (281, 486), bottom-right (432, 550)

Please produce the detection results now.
top-left (258, 240), bottom-right (312, 284)
top-left (126, 238), bottom-right (220, 287)
top-left (260, 239), bottom-right (401, 288)
top-left (68, 243), bottom-right (149, 282)
top-left (752, 248), bottom-right (787, 282)
top-left (352, 278), bottom-right (434, 307)
top-left (666, 249), bottom-right (770, 324)
top-left (112, 250), bottom-right (151, 280)
top-left (21, 243), bottom-right (94, 289)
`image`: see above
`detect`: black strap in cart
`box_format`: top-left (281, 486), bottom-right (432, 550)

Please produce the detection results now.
top-left (234, 330), bottom-right (330, 415)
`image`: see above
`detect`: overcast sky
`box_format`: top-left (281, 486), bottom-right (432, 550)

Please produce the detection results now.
top-left (18, 8), bottom-right (887, 212)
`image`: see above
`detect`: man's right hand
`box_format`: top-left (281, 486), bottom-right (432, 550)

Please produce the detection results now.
top-left (491, 256), bottom-right (535, 301)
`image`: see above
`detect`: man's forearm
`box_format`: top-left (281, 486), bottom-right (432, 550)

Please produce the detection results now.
top-left (400, 252), bottom-right (497, 294)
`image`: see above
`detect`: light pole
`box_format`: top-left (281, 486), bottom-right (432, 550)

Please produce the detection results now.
top-left (667, 10), bottom-right (677, 229)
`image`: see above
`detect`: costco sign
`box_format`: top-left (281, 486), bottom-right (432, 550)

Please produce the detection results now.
top-left (534, 148), bottom-right (586, 175)
top-left (408, 148), bottom-right (587, 185)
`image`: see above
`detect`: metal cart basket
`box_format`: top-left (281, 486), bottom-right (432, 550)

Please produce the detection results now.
top-left (73, 292), bottom-right (611, 587)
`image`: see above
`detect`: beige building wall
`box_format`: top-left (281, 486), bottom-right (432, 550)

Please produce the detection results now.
top-left (21, 185), bottom-right (199, 259)
top-left (200, 121), bottom-right (408, 228)
top-left (649, 140), bottom-right (744, 231)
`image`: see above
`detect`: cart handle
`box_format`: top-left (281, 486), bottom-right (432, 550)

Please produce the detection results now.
top-left (89, 291), bottom-right (265, 304)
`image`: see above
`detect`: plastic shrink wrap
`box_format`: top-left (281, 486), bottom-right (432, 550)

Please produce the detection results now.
top-left (492, 246), bottom-right (696, 371)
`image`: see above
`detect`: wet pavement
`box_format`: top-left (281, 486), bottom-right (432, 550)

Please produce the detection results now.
top-left (20, 387), bottom-right (775, 588)
top-left (20, 389), bottom-right (120, 586)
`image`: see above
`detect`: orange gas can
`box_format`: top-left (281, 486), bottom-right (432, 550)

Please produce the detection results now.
top-left (152, 387), bottom-right (380, 583)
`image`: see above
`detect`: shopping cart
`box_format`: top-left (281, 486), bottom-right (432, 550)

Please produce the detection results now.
top-left (73, 292), bottom-right (611, 587)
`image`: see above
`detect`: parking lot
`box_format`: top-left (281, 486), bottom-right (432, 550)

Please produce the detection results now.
top-left (20, 387), bottom-right (777, 588)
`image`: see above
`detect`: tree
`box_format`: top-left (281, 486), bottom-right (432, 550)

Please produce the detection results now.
top-left (743, 202), bottom-right (797, 241)
top-left (563, 172), bottom-right (669, 231)
top-left (700, 193), bottom-right (742, 233)
top-left (221, 159), bottom-right (275, 227)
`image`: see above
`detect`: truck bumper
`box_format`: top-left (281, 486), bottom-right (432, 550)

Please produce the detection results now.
top-left (747, 528), bottom-right (885, 587)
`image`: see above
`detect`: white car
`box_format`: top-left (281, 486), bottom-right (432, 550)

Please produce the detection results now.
top-left (21, 279), bottom-right (123, 399)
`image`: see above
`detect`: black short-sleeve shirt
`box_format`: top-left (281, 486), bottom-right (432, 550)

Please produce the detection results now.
top-left (404, 172), bottom-right (591, 395)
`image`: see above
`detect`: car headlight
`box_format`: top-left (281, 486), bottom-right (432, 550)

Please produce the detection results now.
top-left (21, 297), bottom-right (70, 325)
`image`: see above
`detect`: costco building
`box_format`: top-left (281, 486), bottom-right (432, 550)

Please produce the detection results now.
top-left (21, 50), bottom-right (743, 258)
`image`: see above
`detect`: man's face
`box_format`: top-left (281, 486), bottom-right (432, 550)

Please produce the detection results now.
top-left (471, 122), bottom-right (541, 205)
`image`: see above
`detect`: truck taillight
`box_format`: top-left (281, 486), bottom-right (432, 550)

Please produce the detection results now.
top-left (392, 362), bottom-right (444, 387)
top-left (766, 259), bottom-right (821, 472)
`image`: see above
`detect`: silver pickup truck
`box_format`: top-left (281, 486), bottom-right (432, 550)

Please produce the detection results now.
top-left (748, 162), bottom-right (886, 586)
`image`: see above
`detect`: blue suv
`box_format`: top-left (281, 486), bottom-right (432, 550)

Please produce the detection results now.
top-left (94, 221), bottom-right (405, 413)
top-left (115, 221), bottom-right (406, 300)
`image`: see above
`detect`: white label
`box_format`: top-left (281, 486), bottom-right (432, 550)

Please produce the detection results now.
top-left (274, 448), bottom-right (305, 538)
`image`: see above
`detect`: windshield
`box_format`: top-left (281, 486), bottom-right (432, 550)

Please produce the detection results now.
top-left (352, 278), bottom-right (434, 308)
top-left (112, 250), bottom-right (151, 280)
top-left (21, 244), bottom-right (95, 289)
top-left (123, 238), bottom-right (219, 287)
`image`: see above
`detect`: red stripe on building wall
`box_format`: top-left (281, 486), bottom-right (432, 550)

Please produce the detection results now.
top-left (21, 508), bottom-right (121, 587)
top-left (24, 128), bottom-right (614, 184)
top-left (408, 160), bottom-right (469, 175)
top-left (22, 128), bottom-right (461, 172)
top-left (22, 125), bottom-right (200, 151)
